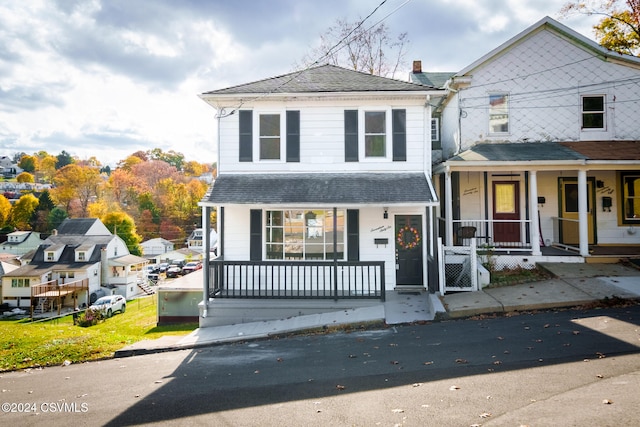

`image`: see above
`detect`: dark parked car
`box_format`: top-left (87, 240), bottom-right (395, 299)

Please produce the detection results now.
top-left (166, 265), bottom-right (183, 278)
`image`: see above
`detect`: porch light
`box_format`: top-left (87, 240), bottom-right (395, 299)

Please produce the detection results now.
top-left (383, 208), bottom-right (388, 219)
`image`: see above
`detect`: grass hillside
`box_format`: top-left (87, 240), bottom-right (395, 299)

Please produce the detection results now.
top-left (0, 295), bottom-right (196, 372)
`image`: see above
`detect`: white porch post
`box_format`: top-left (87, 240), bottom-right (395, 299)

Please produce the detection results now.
top-left (445, 169), bottom-right (453, 246)
top-left (578, 169), bottom-right (589, 257)
top-left (202, 205), bottom-right (210, 318)
top-left (529, 170), bottom-right (541, 256)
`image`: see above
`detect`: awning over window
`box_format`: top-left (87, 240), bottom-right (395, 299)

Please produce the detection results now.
top-left (202, 173), bottom-right (437, 205)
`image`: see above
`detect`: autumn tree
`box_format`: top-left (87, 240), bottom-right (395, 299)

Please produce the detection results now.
top-left (147, 148), bottom-right (185, 171)
top-left (0, 195), bottom-right (11, 228)
top-left (102, 211), bottom-right (143, 256)
top-left (10, 194), bottom-right (39, 230)
top-left (38, 154), bottom-right (58, 183)
top-left (299, 18), bottom-right (410, 78)
top-left (16, 172), bottom-right (35, 183)
top-left (52, 164), bottom-right (102, 217)
top-left (18, 154), bottom-right (37, 173)
top-left (562, 0), bottom-right (640, 55)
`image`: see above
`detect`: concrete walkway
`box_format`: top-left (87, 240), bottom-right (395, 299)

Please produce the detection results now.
top-left (115, 262), bottom-right (640, 357)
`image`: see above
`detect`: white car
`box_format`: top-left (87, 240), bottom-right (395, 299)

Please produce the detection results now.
top-left (89, 295), bottom-right (126, 317)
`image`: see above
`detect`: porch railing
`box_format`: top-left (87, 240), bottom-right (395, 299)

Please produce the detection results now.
top-left (438, 218), bottom-right (533, 251)
top-left (208, 259), bottom-right (385, 301)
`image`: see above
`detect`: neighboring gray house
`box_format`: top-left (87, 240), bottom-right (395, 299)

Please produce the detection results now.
top-left (0, 231), bottom-right (42, 256)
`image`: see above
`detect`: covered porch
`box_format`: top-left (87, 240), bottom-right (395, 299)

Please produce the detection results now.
top-left (198, 172), bottom-right (440, 326)
top-left (434, 142), bottom-right (640, 267)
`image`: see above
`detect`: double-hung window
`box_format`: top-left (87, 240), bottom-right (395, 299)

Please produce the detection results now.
top-left (582, 95), bottom-right (605, 129)
top-left (259, 114), bottom-right (281, 160)
top-left (621, 172), bottom-right (640, 224)
top-left (364, 111), bottom-right (386, 157)
top-left (266, 209), bottom-right (345, 260)
top-left (489, 93), bottom-right (509, 134)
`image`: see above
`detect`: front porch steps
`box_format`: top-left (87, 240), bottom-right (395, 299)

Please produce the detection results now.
top-left (138, 282), bottom-right (156, 295)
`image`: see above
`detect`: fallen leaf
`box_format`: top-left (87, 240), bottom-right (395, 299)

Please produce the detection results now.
top-left (336, 385), bottom-right (345, 390)
top-left (390, 360), bottom-right (399, 365)
top-left (479, 412), bottom-right (492, 418)
top-left (493, 360), bottom-right (502, 365)
top-left (455, 358), bottom-right (468, 364)
top-left (412, 383), bottom-right (422, 387)
top-left (276, 357), bottom-right (283, 362)
top-left (572, 330), bottom-right (580, 335)
top-left (603, 399), bottom-right (613, 404)
top-left (597, 352), bottom-right (606, 359)
top-left (449, 385), bottom-right (460, 390)
top-left (423, 361), bottom-right (434, 365)
top-left (392, 409), bottom-right (404, 413)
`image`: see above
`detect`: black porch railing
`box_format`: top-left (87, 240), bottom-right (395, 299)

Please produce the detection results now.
top-left (208, 259), bottom-right (385, 301)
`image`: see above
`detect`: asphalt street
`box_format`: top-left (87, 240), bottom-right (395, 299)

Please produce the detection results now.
top-left (1, 304), bottom-right (639, 426)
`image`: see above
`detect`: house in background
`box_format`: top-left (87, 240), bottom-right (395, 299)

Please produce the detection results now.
top-left (0, 231), bottom-right (43, 256)
top-left (433, 16), bottom-right (640, 271)
top-left (141, 237), bottom-right (175, 256)
top-left (1, 218), bottom-right (149, 316)
top-left (198, 64), bottom-right (444, 326)
top-left (0, 156), bottom-right (23, 178)
top-left (186, 228), bottom-right (218, 254)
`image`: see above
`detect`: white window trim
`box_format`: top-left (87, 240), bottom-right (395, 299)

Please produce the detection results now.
top-left (488, 92), bottom-right (510, 136)
top-left (359, 108), bottom-right (392, 161)
top-left (580, 94), bottom-right (606, 131)
top-left (254, 110), bottom-right (285, 162)
top-left (431, 117), bottom-right (440, 142)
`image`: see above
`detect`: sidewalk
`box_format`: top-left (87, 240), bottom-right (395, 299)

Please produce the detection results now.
top-left (115, 262), bottom-right (640, 357)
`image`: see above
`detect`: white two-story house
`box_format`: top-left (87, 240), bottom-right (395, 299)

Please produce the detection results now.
top-left (198, 64), bottom-right (444, 326)
top-left (432, 16), bottom-right (640, 271)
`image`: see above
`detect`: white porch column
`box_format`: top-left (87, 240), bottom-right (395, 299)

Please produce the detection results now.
top-left (445, 169), bottom-right (453, 246)
top-left (578, 169), bottom-right (589, 257)
top-left (529, 170), bottom-right (541, 256)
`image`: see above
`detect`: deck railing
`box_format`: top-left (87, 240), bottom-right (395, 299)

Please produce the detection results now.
top-left (438, 218), bottom-right (533, 251)
top-left (208, 259), bottom-right (386, 301)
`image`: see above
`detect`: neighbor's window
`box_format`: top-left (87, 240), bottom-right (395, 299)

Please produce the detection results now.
top-left (259, 114), bottom-right (281, 160)
top-left (11, 278), bottom-right (29, 287)
top-left (266, 209), bottom-right (345, 260)
top-left (582, 95), bottom-right (605, 129)
top-left (431, 117), bottom-right (441, 149)
top-left (622, 173), bottom-right (640, 224)
top-left (365, 111), bottom-right (386, 157)
top-left (78, 252), bottom-right (85, 261)
top-left (489, 94), bottom-right (509, 134)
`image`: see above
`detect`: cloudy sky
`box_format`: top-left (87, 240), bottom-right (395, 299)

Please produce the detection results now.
top-left (0, 0), bottom-right (600, 167)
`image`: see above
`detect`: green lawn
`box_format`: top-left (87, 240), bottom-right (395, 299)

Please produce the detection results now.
top-left (0, 295), bottom-right (197, 372)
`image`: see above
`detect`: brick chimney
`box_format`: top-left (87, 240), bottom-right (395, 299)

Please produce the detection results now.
top-left (412, 60), bottom-right (422, 74)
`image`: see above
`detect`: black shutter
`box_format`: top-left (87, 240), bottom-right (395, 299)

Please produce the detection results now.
top-left (249, 209), bottom-right (262, 261)
top-left (344, 110), bottom-right (358, 162)
top-left (286, 110), bottom-right (300, 162)
top-left (347, 209), bottom-right (359, 261)
top-left (239, 110), bottom-right (253, 162)
top-left (392, 109), bottom-right (406, 161)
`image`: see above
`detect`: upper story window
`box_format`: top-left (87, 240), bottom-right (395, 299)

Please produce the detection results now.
top-left (431, 117), bottom-right (441, 149)
top-left (46, 252), bottom-right (54, 261)
top-left (77, 252), bottom-right (86, 261)
top-left (259, 114), bottom-right (281, 160)
top-left (364, 111), bottom-right (386, 157)
top-left (239, 110), bottom-right (300, 162)
top-left (582, 95), bottom-right (605, 129)
top-left (489, 93), bottom-right (509, 134)
top-left (621, 172), bottom-right (640, 224)
top-left (344, 109), bottom-right (406, 162)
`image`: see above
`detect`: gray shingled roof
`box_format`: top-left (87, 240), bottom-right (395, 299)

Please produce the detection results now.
top-left (410, 72), bottom-right (455, 89)
top-left (56, 218), bottom-right (104, 235)
top-left (203, 173), bottom-right (436, 205)
top-left (450, 142), bottom-right (588, 162)
top-left (202, 64), bottom-right (439, 95)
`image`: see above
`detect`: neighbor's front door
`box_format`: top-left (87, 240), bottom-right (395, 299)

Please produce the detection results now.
top-left (559, 178), bottom-right (595, 245)
top-left (395, 215), bottom-right (423, 286)
top-left (492, 182), bottom-right (521, 243)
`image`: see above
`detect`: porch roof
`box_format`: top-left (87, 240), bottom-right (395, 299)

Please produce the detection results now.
top-left (438, 141), bottom-right (640, 172)
top-left (202, 173), bottom-right (437, 206)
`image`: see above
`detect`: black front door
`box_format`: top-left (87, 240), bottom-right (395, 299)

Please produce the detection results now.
top-left (395, 215), bottom-right (423, 286)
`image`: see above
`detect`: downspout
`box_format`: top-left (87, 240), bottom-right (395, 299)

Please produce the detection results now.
top-left (333, 207), bottom-right (338, 301)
